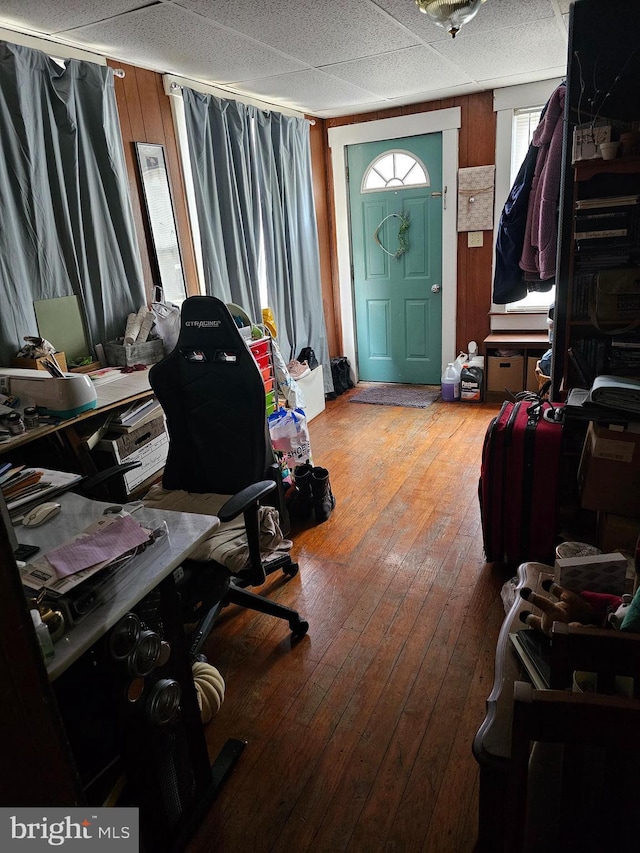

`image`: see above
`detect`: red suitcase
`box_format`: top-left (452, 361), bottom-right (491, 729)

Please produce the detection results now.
top-left (479, 398), bottom-right (564, 565)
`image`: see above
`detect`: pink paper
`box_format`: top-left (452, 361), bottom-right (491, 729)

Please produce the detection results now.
top-left (46, 515), bottom-right (151, 578)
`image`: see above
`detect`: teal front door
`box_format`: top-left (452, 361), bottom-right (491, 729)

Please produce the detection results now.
top-left (347, 135), bottom-right (443, 384)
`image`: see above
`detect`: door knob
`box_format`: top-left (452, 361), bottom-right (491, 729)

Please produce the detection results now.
top-left (431, 284), bottom-right (441, 293)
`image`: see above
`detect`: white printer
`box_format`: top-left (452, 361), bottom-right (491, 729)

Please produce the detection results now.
top-left (0, 368), bottom-right (97, 419)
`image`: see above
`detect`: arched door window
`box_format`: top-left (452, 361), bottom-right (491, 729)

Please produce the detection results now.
top-left (361, 150), bottom-right (430, 193)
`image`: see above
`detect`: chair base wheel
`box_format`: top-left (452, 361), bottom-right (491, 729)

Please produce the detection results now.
top-left (290, 619), bottom-right (309, 637)
top-left (284, 562), bottom-right (299, 577)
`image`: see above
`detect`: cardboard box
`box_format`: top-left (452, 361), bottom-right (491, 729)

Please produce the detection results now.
top-left (598, 512), bottom-right (640, 554)
top-left (97, 415), bottom-right (168, 497)
top-left (10, 352), bottom-right (67, 372)
top-left (578, 421), bottom-right (640, 517)
top-left (555, 551), bottom-right (628, 596)
top-left (486, 355), bottom-right (524, 393)
top-left (105, 338), bottom-right (164, 367)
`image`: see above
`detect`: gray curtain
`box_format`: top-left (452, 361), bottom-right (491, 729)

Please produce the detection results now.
top-left (182, 89), bottom-right (332, 393)
top-left (0, 41), bottom-right (145, 366)
top-left (182, 90), bottom-right (262, 322)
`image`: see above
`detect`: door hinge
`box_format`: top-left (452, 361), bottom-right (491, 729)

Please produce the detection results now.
top-left (345, 165), bottom-right (349, 182)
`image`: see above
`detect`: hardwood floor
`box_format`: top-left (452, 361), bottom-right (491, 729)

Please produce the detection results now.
top-left (186, 390), bottom-right (509, 853)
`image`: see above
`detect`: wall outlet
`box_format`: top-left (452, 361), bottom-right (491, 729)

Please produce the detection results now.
top-left (467, 231), bottom-right (484, 248)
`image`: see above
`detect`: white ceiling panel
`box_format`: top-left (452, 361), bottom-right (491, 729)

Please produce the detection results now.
top-left (69, 4), bottom-right (307, 84)
top-left (233, 68), bottom-right (384, 114)
top-left (434, 18), bottom-right (567, 81)
top-left (0, 0), bottom-right (570, 116)
top-left (325, 45), bottom-right (472, 99)
top-left (0, 0), bottom-right (148, 34)
top-left (179, 0), bottom-right (419, 65)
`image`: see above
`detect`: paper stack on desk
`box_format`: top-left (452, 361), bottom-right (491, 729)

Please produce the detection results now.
top-left (2, 466), bottom-right (82, 511)
top-left (46, 514), bottom-right (151, 577)
top-left (20, 515), bottom-right (154, 596)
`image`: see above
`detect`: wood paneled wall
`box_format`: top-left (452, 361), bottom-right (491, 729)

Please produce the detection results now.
top-left (109, 61), bottom-right (199, 304)
top-left (312, 91), bottom-right (497, 357)
top-left (110, 60), bottom-right (496, 359)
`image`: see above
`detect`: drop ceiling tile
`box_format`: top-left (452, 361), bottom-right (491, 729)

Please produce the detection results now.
top-left (433, 18), bottom-right (567, 81)
top-left (325, 45), bottom-right (472, 99)
top-left (374, 0), bottom-right (558, 42)
top-left (232, 68), bottom-right (383, 114)
top-left (179, 0), bottom-right (419, 65)
top-left (0, 0), bottom-right (148, 35)
top-left (67, 4), bottom-right (306, 83)
top-left (452, 0), bottom-right (557, 32)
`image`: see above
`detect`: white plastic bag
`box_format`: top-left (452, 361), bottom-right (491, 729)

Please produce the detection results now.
top-left (268, 407), bottom-right (312, 472)
top-left (271, 339), bottom-right (305, 409)
top-left (151, 287), bottom-right (181, 355)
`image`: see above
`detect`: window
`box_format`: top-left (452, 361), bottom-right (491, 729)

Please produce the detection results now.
top-left (506, 105), bottom-right (555, 313)
top-left (361, 150), bottom-right (429, 192)
top-left (510, 107), bottom-right (543, 185)
top-left (493, 80), bottom-right (563, 329)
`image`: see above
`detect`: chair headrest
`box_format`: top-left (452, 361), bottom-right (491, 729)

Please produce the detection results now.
top-left (177, 296), bottom-right (247, 350)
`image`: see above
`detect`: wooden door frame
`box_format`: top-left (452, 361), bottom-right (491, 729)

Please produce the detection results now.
top-left (328, 108), bottom-right (461, 382)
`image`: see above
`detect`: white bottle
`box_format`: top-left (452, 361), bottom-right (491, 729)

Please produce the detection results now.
top-left (441, 363), bottom-right (460, 402)
top-left (31, 608), bottom-right (55, 662)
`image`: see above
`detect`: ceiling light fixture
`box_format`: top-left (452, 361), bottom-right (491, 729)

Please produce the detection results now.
top-left (415, 0), bottom-right (487, 38)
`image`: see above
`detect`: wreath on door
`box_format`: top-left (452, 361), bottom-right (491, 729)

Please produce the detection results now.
top-left (373, 212), bottom-right (410, 260)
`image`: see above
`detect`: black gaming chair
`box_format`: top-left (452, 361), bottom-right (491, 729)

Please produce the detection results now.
top-left (148, 296), bottom-right (308, 654)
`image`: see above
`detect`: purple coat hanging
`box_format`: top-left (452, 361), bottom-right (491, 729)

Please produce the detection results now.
top-left (519, 83), bottom-right (566, 282)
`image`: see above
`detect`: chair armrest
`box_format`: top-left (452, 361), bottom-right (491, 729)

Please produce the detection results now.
top-left (218, 480), bottom-right (276, 522)
top-left (74, 462), bottom-right (143, 497)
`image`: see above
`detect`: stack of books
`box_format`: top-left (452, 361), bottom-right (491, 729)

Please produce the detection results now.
top-left (0, 462), bottom-right (82, 512)
top-left (109, 398), bottom-right (163, 434)
top-left (509, 628), bottom-right (552, 690)
top-left (0, 463), bottom-right (48, 505)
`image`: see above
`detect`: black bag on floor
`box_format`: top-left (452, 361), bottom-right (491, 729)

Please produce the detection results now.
top-left (297, 347), bottom-right (318, 370)
top-left (331, 357), bottom-right (354, 395)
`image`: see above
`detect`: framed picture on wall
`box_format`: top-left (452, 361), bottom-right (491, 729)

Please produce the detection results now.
top-left (134, 142), bottom-right (187, 304)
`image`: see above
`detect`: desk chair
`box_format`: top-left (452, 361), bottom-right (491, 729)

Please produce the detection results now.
top-left (505, 622), bottom-right (640, 852)
top-left (148, 296), bottom-right (308, 655)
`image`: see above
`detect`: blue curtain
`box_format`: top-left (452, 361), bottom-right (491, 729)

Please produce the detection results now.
top-left (182, 89), bottom-right (332, 393)
top-left (0, 41), bottom-right (145, 365)
top-left (182, 91), bottom-right (262, 322)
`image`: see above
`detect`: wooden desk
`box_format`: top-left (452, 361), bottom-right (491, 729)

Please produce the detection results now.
top-left (0, 369), bottom-right (154, 455)
top-left (0, 370), bottom-right (162, 499)
top-left (472, 561), bottom-right (554, 852)
top-left (18, 490), bottom-right (219, 679)
top-left (16, 491), bottom-right (242, 851)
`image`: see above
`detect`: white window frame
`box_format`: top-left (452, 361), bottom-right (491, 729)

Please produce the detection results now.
top-left (492, 79), bottom-right (564, 331)
top-left (361, 150), bottom-right (430, 192)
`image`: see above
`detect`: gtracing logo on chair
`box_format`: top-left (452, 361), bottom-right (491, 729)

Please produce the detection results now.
top-left (184, 319), bottom-right (221, 328)
top-left (1, 808), bottom-right (138, 850)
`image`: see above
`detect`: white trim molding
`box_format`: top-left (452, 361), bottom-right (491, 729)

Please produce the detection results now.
top-left (328, 107), bottom-right (461, 381)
